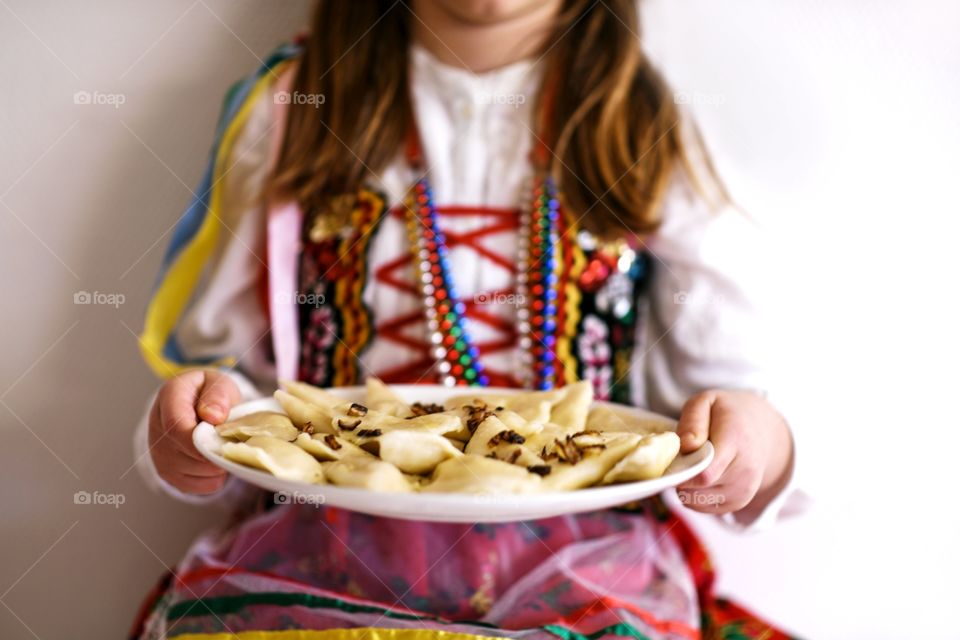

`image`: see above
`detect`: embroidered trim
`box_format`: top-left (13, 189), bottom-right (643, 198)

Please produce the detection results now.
top-left (164, 591), bottom-right (698, 640)
top-left (168, 630), bottom-right (497, 640)
top-left (331, 189), bottom-right (385, 386)
top-left (556, 207), bottom-right (585, 386)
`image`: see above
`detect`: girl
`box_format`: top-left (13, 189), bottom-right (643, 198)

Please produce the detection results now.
top-left (133, 1), bottom-right (801, 638)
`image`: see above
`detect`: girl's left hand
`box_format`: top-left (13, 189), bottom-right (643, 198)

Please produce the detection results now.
top-left (675, 390), bottom-right (793, 520)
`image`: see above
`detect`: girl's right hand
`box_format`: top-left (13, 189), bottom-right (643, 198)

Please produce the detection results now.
top-left (148, 369), bottom-right (241, 495)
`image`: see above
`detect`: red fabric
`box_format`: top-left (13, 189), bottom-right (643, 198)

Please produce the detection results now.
top-left (663, 508), bottom-right (798, 639)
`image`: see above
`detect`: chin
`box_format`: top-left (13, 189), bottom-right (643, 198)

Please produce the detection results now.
top-left (432, 0), bottom-right (555, 25)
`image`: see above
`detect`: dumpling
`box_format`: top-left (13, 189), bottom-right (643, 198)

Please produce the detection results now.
top-left (463, 412), bottom-right (542, 456)
top-left (403, 412), bottom-right (467, 435)
top-left (522, 423), bottom-right (573, 457)
top-left (245, 379), bottom-right (681, 495)
top-left (273, 390), bottom-right (336, 434)
top-left (424, 456), bottom-right (542, 494)
top-left (294, 432), bottom-right (371, 461)
top-left (445, 382), bottom-right (593, 430)
top-left (496, 409), bottom-right (541, 433)
top-left (365, 377), bottom-right (410, 417)
top-left (444, 393), bottom-right (552, 424)
top-left (322, 457), bottom-right (412, 492)
top-left (440, 405), bottom-right (489, 442)
top-left (279, 379), bottom-right (345, 410)
top-left (548, 381), bottom-right (593, 431)
top-left (221, 436), bottom-right (325, 483)
top-left (539, 433), bottom-right (642, 491)
top-left (586, 405), bottom-right (674, 435)
top-left (403, 473), bottom-right (432, 490)
top-left (216, 411), bottom-right (298, 442)
top-left (330, 402), bottom-right (461, 437)
top-left (487, 442), bottom-right (548, 469)
top-left (602, 432), bottom-right (681, 483)
top-left (358, 430), bottom-right (463, 475)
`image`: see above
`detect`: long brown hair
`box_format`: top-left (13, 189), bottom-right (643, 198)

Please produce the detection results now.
top-left (267, 0), bottom-right (724, 237)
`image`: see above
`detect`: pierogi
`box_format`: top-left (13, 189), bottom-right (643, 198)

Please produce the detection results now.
top-left (212, 379), bottom-right (684, 495)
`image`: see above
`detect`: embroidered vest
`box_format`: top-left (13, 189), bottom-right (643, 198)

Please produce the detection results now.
top-left (295, 190), bottom-right (651, 405)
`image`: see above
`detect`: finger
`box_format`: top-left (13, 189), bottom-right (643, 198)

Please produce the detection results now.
top-left (196, 371), bottom-right (241, 425)
top-left (147, 395), bottom-right (166, 446)
top-left (157, 371), bottom-right (208, 459)
top-left (161, 414), bottom-right (209, 463)
top-left (679, 446), bottom-right (738, 490)
top-left (680, 463), bottom-right (763, 515)
top-left (676, 391), bottom-right (716, 453)
top-left (154, 449), bottom-right (225, 478)
top-left (165, 472), bottom-right (227, 495)
top-left (710, 460), bottom-right (764, 513)
top-left (154, 421), bottom-right (208, 464)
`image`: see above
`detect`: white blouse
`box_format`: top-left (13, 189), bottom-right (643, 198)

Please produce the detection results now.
top-left (134, 44), bottom-right (801, 529)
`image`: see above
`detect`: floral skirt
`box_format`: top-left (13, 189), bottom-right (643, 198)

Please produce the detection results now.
top-left (130, 498), bottom-right (796, 640)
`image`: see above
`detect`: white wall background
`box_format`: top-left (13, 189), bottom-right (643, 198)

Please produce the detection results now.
top-left (1, 1), bottom-right (958, 639)
top-left (643, 2), bottom-right (960, 637)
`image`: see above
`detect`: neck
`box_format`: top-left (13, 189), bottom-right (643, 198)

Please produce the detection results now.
top-left (410, 0), bottom-right (562, 73)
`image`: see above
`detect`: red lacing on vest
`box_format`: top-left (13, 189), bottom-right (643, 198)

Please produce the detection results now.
top-left (373, 205), bottom-right (522, 388)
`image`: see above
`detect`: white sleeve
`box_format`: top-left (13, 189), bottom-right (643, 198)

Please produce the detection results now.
top-left (639, 170), bottom-right (808, 530)
top-left (133, 83), bottom-right (279, 505)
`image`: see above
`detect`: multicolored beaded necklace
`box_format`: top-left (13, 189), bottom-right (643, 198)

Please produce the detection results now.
top-left (515, 176), bottom-right (562, 390)
top-left (404, 128), bottom-right (564, 390)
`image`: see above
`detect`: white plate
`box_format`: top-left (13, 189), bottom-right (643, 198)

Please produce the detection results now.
top-left (193, 385), bottom-right (713, 523)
